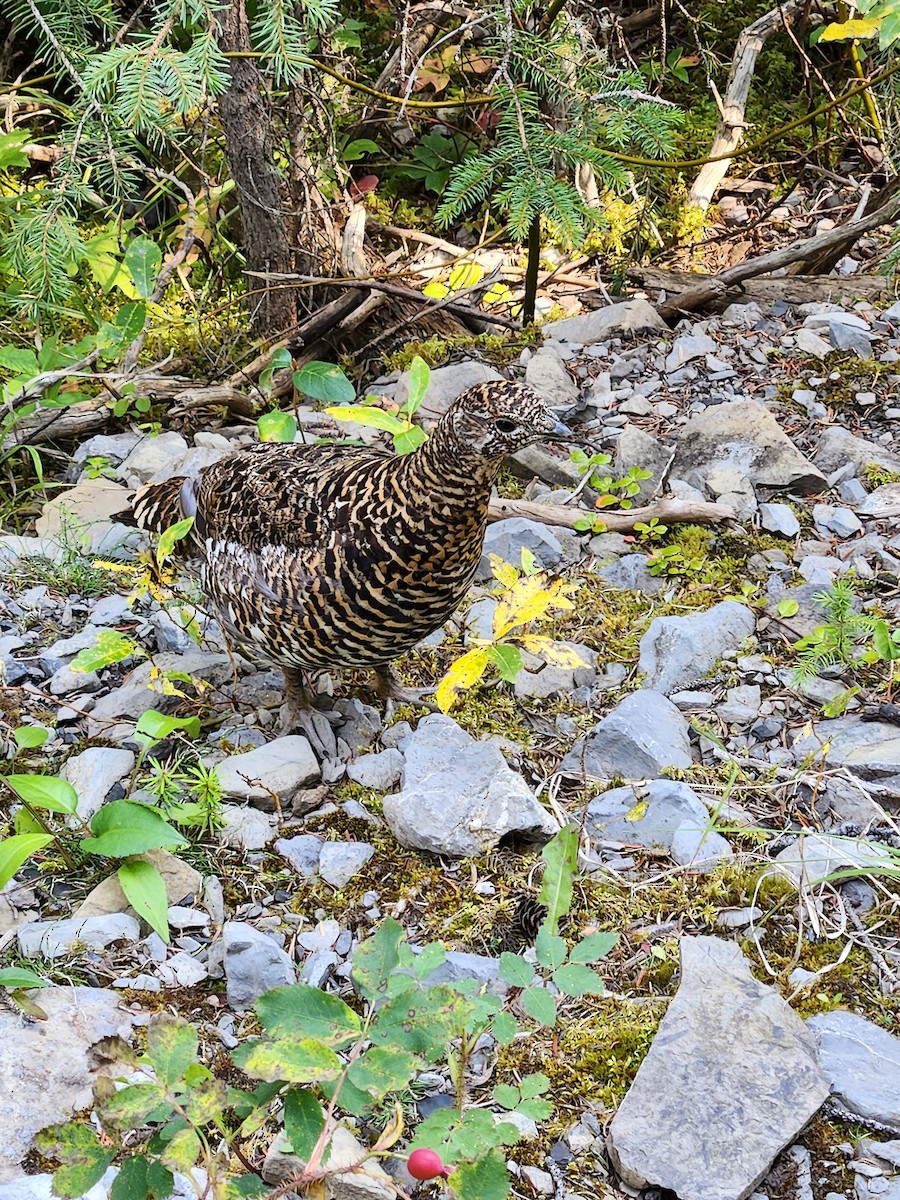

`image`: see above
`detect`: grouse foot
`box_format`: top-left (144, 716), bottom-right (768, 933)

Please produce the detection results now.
top-left (279, 667), bottom-right (342, 758)
top-left (373, 665), bottom-right (439, 720)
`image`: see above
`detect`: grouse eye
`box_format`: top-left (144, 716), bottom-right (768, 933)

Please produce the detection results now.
top-left (495, 418), bottom-right (517, 434)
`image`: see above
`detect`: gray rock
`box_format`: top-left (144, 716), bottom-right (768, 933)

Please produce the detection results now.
top-left (383, 714), bottom-right (559, 856)
top-left (263, 1127), bottom-right (394, 1200)
top-left (561, 691), bottom-right (692, 779)
top-left (803, 311), bottom-right (873, 356)
top-left (222, 920), bottom-right (296, 1012)
top-left (808, 1009), bottom-right (900, 1126)
top-left (0, 536), bottom-right (64, 570)
top-left (47, 662), bottom-right (101, 696)
top-left (395, 360), bottom-right (503, 421)
top-left (59, 747), bottom-right (135, 822)
top-left (795, 328), bottom-right (833, 357)
top-left (717, 684), bottom-right (761, 724)
top-left (525, 350), bottom-right (578, 406)
top-left (116, 431), bottom-right (190, 485)
top-left (597, 554), bottom-right (664, 595)
top-left (815, 427), bottom-right (900, 478)
top-left (607, 936), bottom-right (829, 1200)
top-left (672, 400), bottom-right (827, 495)
top-left (17, 913), bottom-right (140, 959)
top-left (72, 432), bottom-right (142, 469)
top-left (759, 502), bottom-right (801, 538)
top-left (510, 442), bottom-right (583, 488)
top-left (218, 805), bottom-right (273, 850)
top-left (0, 987), bottom-right (137, 1184)
top-left (34, 478), bottom-right (138, 558)
top-left (478, 518), bottom-right (563, 579)
top-left (318, 841), bottom-right (375, 889)
top-left (858, 481), bottom-right (900, 516)
top-left (665, 332), bottom-right (718, 374)
top-left (213, 736), bottom-right (320, 807)
top-left (613, 424), bottom-right (672, 501)
top-left (413, 949), bottom-right (509, 995)
top-left (346, 748), bottom-right (404, 791)
top-left (769, 834), bottom-right (893, 889)
top-left (639, 601), bottom-right (756, 695)
top-left (791, 716), bottom-right (900, 780)
top-left (275, 834), bottom-right (323, 877)
top-left (157, 950), bottom-right (208, 988)
top-left (89, 594), bottom-right (133, 625)
top-left (87, 652), bottom-right (234, 739)
top-left (541, 298), bottom-right (668, 345)
top-left (585, 779), bottom-right (731, 870)
top-left (513, 642), bottom-right (595, 699)
top-left (813, 504), bottom-right (863, 539)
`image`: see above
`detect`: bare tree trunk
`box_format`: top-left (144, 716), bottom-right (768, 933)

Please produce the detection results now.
top-left (287, 87), bottom-right (339, 317)
top-left (217, 0), bottom-right (297, 337)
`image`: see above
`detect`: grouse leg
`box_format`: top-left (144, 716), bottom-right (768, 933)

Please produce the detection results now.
top-left (373, 664), bottom-right (438, 720)
top-left (279, 666), bottom-right (340, 759)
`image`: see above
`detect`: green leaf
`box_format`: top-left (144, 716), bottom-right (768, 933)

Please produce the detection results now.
top-left (326, 404), bottom-right (406, 434)
top-left (0, 346), bottom-right (38, 374)
top-left (493, 1083), bottom-right (520, 1109)
top-left (486, 642), bottom-right (523, 683)
top-left (70, 629), bottom-right (141, 673)
top-left (82, 801), bottom-right (188, 858)
top-left (569, 931), bottom-right (619, 964)
top-left (34, 1123), bottom-right (115, 1198)
top-left (343, 138), bottom-right (380, 160)
top-left (283, 1087), bottom-right (325, 1160)
top-left (0, 965), bottom-right (45, 988)
top-left (447, 1149), bottom-right (510, 1200)
top-left (134, 709), bottom-right (201, 746)
top-left (403, 356), bottom-right (431, 416)
top-left (160, 1126), bottom-right (202, 1172)
top-left (552, 963), bottom-right (607, 997)
top-left (517, 1097), bottom-right (553, 1120)
top-left (777, 598), bottom-right (800, 618)
top-left (110, 1154), bottom-right (174, 1200)
top-left (872, 620), bottom-right (900, 661)
top-left (369, 985), bottom-right (468, 1061)
top-left (182, 1075), bottom-right (228, 1125)
top-left (499, 952), bottom-right (533, 988)
top-left (146, 1013), bottom-right (197, 1088)
top-left (13, 726), bottom-right (49, 749)
top-left (348, 1045), bottom-right (422, 1100)
top-left (293, 361), bottom-right (355, 404)
top-left (118, 860), bottom-right (170, 940)
top-left (156, 516), bottom-right (195, 566)
top-left (352, 917), bottom-right (405, 999)
top-left (538, 824), bottom-right (578, 936)
top-left (393, 425), bottom-right (428, 455)
top-left (491, 1011), bottom-right (517, 1045)
top-left (225, 1174), bottom-right (268, 1198)
top-left (534, 929), bottom-right (567, 970)
top-left (257, 409), bottom-right (298, 443)
top-left (520, 986), bottom-right (557, 1027)
top-left (234, 1036), bottom-right (343, 1083)
top-left (519, 1072), bottom-right (550, 1099)
top-left (124, 235), bottom-right (163, 299)
top-left (97, 1082), bottom-right (169, 1128)
top-left (270, 347), bottom-right (295, 372)
top-left (113, 301), bottom-right (148, 342)
top-left (412, 941), bottom-right (447, 979)
top-left (5, 774), bottom-right (78, 815)
top-left (256, 984), bottom-right (363, 1045)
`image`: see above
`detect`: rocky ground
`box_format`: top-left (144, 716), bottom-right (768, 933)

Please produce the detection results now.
top-left (2, 290), bottom-right (900, 1200)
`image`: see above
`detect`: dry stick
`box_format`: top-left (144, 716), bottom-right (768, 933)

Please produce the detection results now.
top-left (486, 496), bottom-right (735, 530)
top-left (686, 0), bottom-right (806, 212)
top-left (627, 265), bottom-right (888, 306)
top-left (657, 190), bottom-right (900, 321)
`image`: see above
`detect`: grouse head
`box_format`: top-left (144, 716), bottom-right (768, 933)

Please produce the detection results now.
top-left (444, 381), bottom-right (572, 459)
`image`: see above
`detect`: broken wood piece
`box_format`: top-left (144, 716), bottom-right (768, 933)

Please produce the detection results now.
top-left (486, 496), bottom-right (736, 531)
top-left (627, 267), bottom-right (888, 307)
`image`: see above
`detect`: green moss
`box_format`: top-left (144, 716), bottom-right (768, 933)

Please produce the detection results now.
top-left (865, 465), bottom-right (900, 488)
top-left (380, 329), bottom-right (540, 374)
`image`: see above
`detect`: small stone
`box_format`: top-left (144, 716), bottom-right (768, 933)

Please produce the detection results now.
top-left (318, 841), bottom-right (375, 889)
top-left (213, 736), bottom-right (320, 808)
top-left (478, 518), bottom-right (563, 579)
top-left (346, 748), bottom-right (404, 791)
top-left (837, 478), bottom-right (868, 505)
top-left (18, 913), bottom-right (141, 958)
top-left (525, 350), bottom-right (578, 407)
top-left (561, 691), bottom-right (692, 779)
top-left (717, 684), bottom-right (761, 724)
top-left (59, 748), bottom-right (135, 821)
top-left (275, 834), bottom-right (322, 877)
top-left (666, 332), bottom-right (718, 374)
top-left (218, 805), bottom-right (273, 851)
top-left (639, 601), bottom-right (756, 696)
top-left (222, 921), bottom-right (296, 1012)
top-left (759, 502), bottom-right (800, 538)
top-left (541, 299), bottom-right (668, 346)
top-left (808, 1010), bottom-right (900, 1126)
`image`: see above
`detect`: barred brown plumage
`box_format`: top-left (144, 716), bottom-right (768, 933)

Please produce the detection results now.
top-left (126, 380), bottom-right (571, 733)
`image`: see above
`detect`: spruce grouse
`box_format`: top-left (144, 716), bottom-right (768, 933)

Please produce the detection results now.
top-left (126, 380), bottom-right (571, 731)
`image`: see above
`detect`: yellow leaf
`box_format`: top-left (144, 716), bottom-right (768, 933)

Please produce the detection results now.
top-left (519, 636), bottom-right (588, 669)
top-left (492, 572), bottom-right (555, 638)
top-left (489, 555), bottom-right (519, 589)
top-left (624, 799), bottom-right (649, 822)
top-left (448, 262), bottom-right (484, 291)
top-left (483, 282), bottom-right (514, 306)
top-left (435, 647), bottom-right (490, 712)
top-left (423, 279), bottom-right (451, 299)
top-left (819, 17), bottom-right (880, 38)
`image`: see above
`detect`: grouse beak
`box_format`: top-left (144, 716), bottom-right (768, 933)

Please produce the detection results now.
top-left (549, 418), bottom-right (574, 441)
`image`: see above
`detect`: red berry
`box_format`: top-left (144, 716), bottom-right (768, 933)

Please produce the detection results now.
top-left (407, 1148), bottom-right (449, 1180)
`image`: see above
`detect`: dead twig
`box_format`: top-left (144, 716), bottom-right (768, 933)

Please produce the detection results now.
top-left (486, 496), bottom-right (735, 530)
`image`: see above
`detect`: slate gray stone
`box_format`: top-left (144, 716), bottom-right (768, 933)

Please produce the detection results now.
top-left (607, 937), bottom-right (829, 1200)
top-left (541, 298), bottom-right (668, 345)
top-left (346, 748), bottom-right (404, 791)
top-left (87, 652), bottom-right (234, 739)
top-left (218, 804), bottom-right (273, 850)
top-left (17, 913), bottom-right (140, 959)
top-left (59, 747), bottom-right (135, 822)
top-left (34, 478), bottom-right (139, 557)
top-left (513, 642), bottom-right (595, 699)
top-left (815, 426), bottom-right (900, 478)
top-left (413, 949), bottom-right (510, 996)
top-left (665, 331), bottom-right (718, 374)
top-left (759, 502), bottom-right (801, 538)
top-left (858, 481), bottom-right (900, 516)
top-left (560, 690), bottom-right (692, 779)
top-left (613, 424), bottom-right (673, 501)
top-left (803, 311), bottom-right (873, 356)
top-left (318, 841), bottom-right (374, 889)
top-left (791, 716), bottom-right (900, 780)
top-left (639, 601), bottom-right (756, 696)
top-left (478, 517), bottom-right (563, 579)
top-left (597, 553), bottom-right (664, 595)
top-left (672, 400), bottom-right (827, 494)
top-left (0, 987), bottom-right (137, 1184)
top-left (275, 834), bottom-right (323, 877)
top-left (769, 834), bottom-right (893, 889)
top-left (116, 430), bottom-right (190, 485)
top-left (585, 779), bottom-right (731, 870)
top-left (525, 349), bottom-right (578, 406)
top-left (213, 736), bottom-right (320, 807)
top-left (808, 1009), bottom-right (900, 1126)
top-left (222, 920), bottom-right (296, 1012)
top-left (382, 714), bottom-right (559, 855)
top-left (717, 684), bottom-right (761, 724)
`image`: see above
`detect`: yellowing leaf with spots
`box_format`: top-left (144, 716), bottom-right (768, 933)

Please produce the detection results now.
top-left (493, 573), bottom-right (576, 638)
top-left (819, 17), bottom-right (880, 39)
top-left (624, 799), bottom-right (649, 822)
top-left (436, 647), bottom-right (490, 712)
top-left (519, 636), bottom-right (587, 669)
top-left (489, 555), bottom-right (519, 589)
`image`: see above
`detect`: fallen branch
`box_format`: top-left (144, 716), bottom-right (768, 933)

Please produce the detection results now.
top-left (627, 266), bottom-right (888, 307)
top-left (657, 189), bottom-right (900, 320)
top-left (487, 496), bottom-right (735, 531)
top-left (687, 0), bottom-right (805, 213)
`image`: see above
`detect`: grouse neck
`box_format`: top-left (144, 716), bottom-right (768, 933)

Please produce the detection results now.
top-left (403, 418), bottom-right (505, 494)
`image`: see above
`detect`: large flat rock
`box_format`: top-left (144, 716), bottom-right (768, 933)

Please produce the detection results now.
top-left (607, 937), bottom-right (829, 1200)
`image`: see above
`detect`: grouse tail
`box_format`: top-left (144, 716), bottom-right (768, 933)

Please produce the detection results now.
top-left (114, 477), bottom-right (192, 533)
